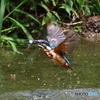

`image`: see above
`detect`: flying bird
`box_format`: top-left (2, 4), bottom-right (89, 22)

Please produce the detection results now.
top-left (28, 22), bottom-right (78, 70)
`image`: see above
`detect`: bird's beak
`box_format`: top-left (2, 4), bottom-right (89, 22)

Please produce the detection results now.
top-left (28, 40), bottom-right (36, 48)
top-left (28, 40), bottom-right (36, 44)
top-left (28, 40), bottom-right (41, 48)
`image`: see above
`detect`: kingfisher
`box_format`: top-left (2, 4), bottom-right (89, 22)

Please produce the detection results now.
top-left (28, 22), bottom-right (78, 70)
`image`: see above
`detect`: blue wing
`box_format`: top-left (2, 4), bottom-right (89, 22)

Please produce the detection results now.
top-left (46, 22), bottom-right (66, 48)
top-left (46, 22), bottom-right (78, 54)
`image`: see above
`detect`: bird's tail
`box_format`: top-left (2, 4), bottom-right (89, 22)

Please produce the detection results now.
top-left (63, 56), bottom-right (71, 65)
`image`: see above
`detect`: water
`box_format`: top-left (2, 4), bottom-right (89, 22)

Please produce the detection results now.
top-left (0, 40), bottom-right (100, 100)
top-left (0, 89), bottom-right (100, 100)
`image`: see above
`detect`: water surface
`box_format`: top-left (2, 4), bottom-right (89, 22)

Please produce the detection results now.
top-left (0, 40), bottom-right (100, 100)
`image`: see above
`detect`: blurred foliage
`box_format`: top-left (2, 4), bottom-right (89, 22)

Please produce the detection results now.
top-left (0, 0), bottom-right (100, 53)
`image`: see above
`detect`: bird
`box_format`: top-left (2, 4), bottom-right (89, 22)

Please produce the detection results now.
top-left (28, 22), bottom-right (78, 70)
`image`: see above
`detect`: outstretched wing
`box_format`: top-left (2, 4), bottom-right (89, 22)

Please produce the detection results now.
top-left (46, 22), bottom-right (66, 48)
top-left (54, 30), bottom-right (78, 55)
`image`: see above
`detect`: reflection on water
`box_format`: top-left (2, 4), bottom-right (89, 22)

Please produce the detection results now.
top-left (0, 40), bottom-right (100, 99)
